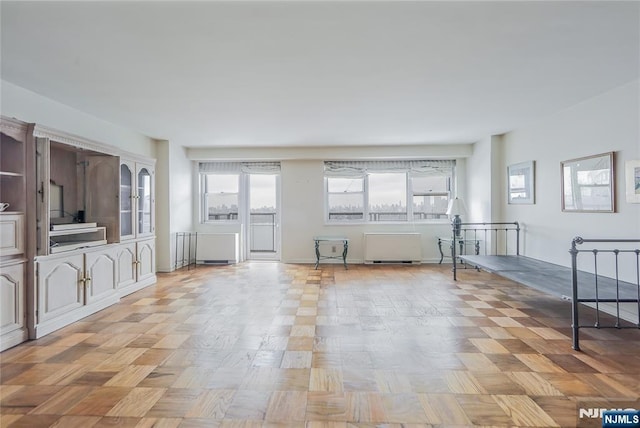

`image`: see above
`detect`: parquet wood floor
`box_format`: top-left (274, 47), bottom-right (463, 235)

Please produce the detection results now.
top-left (1, 263), bottom-right (639, 427)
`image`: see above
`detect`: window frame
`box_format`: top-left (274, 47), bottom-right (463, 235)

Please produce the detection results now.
top-left (201, 172), bottom-right (241, 223)
top-left (326, 176), bottom-right (366, 222)
top-left (366, 171), bottom-right (409, 222)
top-left (410, 174), bottom-right (452, 221)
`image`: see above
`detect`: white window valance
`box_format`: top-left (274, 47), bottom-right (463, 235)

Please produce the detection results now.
top-left (199, 161), bottom-right (281, 174)
top-left (324, 160), bottom-right (455, 177)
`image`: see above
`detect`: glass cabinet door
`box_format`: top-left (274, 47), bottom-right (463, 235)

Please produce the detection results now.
top-left (120, 163), bottom-right (133, 238)
top-left (137, 167), bottom-right (152, 236)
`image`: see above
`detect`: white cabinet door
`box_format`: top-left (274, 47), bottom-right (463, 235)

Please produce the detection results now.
top-left (85, 247), bottom-right (117, 305)
top-left (119, 160), bottom-right (136, 241)
top-left (120, 160), bottom-right (155, 240)
top-left (116, 242), bottom-right (137, 289)
top-left (137, 239), bottom-right (155, 283)
top-left (135, 163), bottom-right (154, 239)
top-left (37, 254), bottom-right (84, 322)
top-left (0, 263), bottom-right (24, 335)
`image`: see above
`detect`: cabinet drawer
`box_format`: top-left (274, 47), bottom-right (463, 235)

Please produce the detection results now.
top-left (0, 213), bottom-right (24, 256)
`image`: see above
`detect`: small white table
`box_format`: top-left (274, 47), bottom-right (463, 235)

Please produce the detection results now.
top-left (313, 236), bottom-right (349, 269)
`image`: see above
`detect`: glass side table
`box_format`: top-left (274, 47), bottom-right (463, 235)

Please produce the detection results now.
top-left (437, 236), bottom-right (481, 263)
top-left (313, 236), bottom-right (349, 269)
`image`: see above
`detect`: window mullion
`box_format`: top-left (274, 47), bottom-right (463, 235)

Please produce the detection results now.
top-left (364, 174), bottom-right (370, 223)
top-left (239, 173), bottom-right (247, 224)
top-left (407, 173), bottom-right (412, 222)
top-left (325, 177), bottom-right (329, 222)
top-left (201, 173), bottom-right (208, 223)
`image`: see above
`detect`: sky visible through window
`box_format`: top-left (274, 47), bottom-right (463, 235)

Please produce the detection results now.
top-left (206, 174), bottom-right (277, 214)
top-left (368, 173), bottom-right (406, 211)
top-left (250, 175), bottom-right (276, 212)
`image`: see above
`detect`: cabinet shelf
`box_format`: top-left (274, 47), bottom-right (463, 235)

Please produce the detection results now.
top-left (50, 223), bottom-right (98, 236)
top-left (50, 227), bottom-right (101, 237)
top-left (49, 239), bottom-right (108, 254)
top-left (49, 226), bottom-right (107, 254)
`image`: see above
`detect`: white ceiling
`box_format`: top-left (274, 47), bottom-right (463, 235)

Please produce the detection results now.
top-left (1, 1), bottom-right (638, 148)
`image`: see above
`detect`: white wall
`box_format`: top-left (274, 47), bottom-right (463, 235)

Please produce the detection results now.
top-left (155, 140), bottom-right (194, 272)
top-left (466, 135), bottom-right (506, 223)
top-left (167, 144), bottom-right (194, 270)
top-left (189, 144), bottom-right (473, 264)
top-left (466, 136), bottom-right (493, 222)
top-left (155, 141), bottom-right (171, 272)
top-left (502, 79), bottom-right (640, 276)
top-left (1, 81), bottom-right (156, 158)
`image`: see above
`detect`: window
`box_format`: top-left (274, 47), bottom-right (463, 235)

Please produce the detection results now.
top-left (411, 175), bottom-right (450, 220)
top-left (202, 174), bottom-right (239, 221)
top-left (327, 177), bottom-right (364, 221)
top-left (199, 162), bottom-right (281, 223)
top-left (368, 173), bottom-right (407, 221)
top-left (325, 160), bottom-right (454, 223)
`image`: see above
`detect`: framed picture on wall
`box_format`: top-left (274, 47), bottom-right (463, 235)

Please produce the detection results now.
top-left (507, 161), bottom-right (535, 204)
top-left (561, 152), bottom-right (614, 212)
top-left (625, 160), bottom-right (640, 203)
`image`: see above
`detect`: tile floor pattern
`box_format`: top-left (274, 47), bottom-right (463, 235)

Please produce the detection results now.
top-left (1, 263), bottom-right (639, 427)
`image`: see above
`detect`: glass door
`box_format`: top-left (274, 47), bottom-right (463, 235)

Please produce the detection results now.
top-left (137, 166), bottom-right (153, 237)
top-left (246, 174), bottom-right (280, 260)
top-left (120, 163), bottom-right (134, 239)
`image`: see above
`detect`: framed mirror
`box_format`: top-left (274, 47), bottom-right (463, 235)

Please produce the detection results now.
top-left (561, 152), bottom-right (614, 212)
top-left (625, 160), bottom-right (640, 203)
top-left (508, 161), bottom-right (535, 204)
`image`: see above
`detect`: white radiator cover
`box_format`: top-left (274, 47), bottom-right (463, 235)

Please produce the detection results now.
top-left (363, 233), bottom-right (422, 263)
top-left (196, 233), bottom-right (239, 264)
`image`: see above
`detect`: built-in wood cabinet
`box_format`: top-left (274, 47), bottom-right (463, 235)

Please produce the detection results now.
top-left (0, 117), bottom-right (33, 351)
top-left (0, 119), bottom-right (158, 346)
top-left (29, 125), bottom-right (157, 339)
